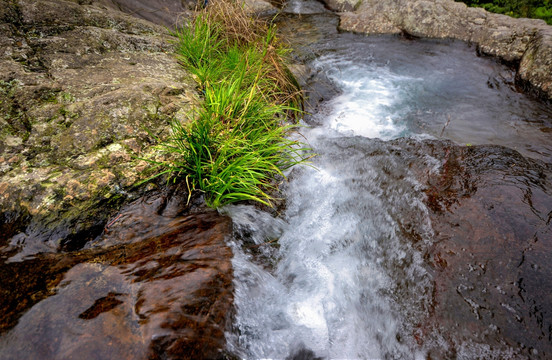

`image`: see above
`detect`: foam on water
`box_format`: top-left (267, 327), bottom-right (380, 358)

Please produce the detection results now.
top-left (297, 29), bottom-right (552, 161)
top-left (282, 0), bottom-right (328, 14)
top-left (225, 6), bottom-right (552, 358)
top-left (224, 128), bottom-right (433, 358)
top-left (311, 56), bottom-right (415, 140)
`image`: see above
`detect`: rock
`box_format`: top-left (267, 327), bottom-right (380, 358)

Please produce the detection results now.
top-left (519, 27), bottom-right (552, 98)
top-left (336, 0), bottom-right (552, 101)
top-left (0, 2), bottom-right (236, 354)
top-left (322, 0), bottom-right (361, 12)
top-left (93, 0), bottom-right (196, 28)
top-left (0, 0), bottom-right (199, 244)
top-left (241, 0), bottom-right (276, 14)
top-left (95, 0), bottom-right (276, 23)
top-left (398, 139), bottom-right (552, 358)
top-left (0, 190), bottom-right (234, 359)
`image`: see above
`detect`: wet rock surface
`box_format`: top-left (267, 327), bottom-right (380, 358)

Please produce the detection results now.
top-left (397, 139), bottom-right (552, 358)
top-left (0, 2), bottom-right (237, 357)
top-left (280, 8), bottom-right (552, 356)
top-left (336, 0), bottom-right (552, 101)
top-left (0, 189), bottom-right (234, 360)
top-left (0, 0), bottom-right (198, 243)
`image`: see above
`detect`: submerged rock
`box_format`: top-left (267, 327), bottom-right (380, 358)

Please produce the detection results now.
top-left (335, 0), bottom-right (552, 101)
top-left (0, 0), bottom-right (199, 245)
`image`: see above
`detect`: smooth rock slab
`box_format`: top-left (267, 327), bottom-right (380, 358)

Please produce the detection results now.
top-left (400, 139), bottom-right (552, 358)
top-left (0, 190), bottom-right (234, 359)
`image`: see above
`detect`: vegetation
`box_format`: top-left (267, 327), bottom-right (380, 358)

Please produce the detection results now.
top-left (459, 0), bottom-right (552, 24)
top-left (146, 0), bottom-right (308, 208)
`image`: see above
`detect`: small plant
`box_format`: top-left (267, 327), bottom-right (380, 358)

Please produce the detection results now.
top-left (146, 0), bottom-right (309, 208)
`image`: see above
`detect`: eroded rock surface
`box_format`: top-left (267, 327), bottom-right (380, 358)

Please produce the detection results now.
top-left (0, 190), bottom-right (234, 360)
top-left (335, 0), bottom-right (552, 101)
top-left (1, 2), bottom-right (238, 357)
top-left (97, 0), bottom-right (276, 25)
top-left (0, 0), bottom-right (199, 244)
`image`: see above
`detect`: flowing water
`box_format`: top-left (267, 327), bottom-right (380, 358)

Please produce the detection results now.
top-left (224, 3), bottom-right (552, 359)
top-left (0, 1), bottom-right (551, 358)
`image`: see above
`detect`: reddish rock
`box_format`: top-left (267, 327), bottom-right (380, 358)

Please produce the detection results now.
top-left (0, 191), bottom-right (234, 359)
top-left (403, 140), bottom-right (552, 358)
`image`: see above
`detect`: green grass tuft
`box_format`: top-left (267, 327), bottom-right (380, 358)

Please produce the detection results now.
top-left (149, 1), bottom-right (309, 208)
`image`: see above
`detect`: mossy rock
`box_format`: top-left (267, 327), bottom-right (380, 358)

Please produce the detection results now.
top-left (0, 0), bottom-right (199, 248)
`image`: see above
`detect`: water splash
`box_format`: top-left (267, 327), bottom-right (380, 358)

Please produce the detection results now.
top-left (224, 133), bottom-right (434, 358)
top-left (225, 6), bottom-right (552, 358)
top-left (311, 55), bottom-right (415, 139)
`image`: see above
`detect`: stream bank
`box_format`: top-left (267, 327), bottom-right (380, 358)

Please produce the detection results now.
top-left (1, 1), bottom-right (236, 358)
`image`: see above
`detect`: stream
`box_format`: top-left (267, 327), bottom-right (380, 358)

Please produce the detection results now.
top-left (1, 1), bottom-right (551, 359)
top-left (224, 3), bottom-right (552, 359)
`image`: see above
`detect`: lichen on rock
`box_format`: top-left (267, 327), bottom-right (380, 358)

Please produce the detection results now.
top-left (0, 0), bottom-right (199, 246)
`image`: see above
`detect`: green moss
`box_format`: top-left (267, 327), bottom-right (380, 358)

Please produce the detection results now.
top-left (58, 106), bottom-right (78, 120)
top-left (0, 79), bottom-right (21, 97)
top-left (59, 92), bottom-right (76, 103)
top-left (1, 80), bottom-right (32, 141)
top-left (459, 0), bottom-right (552, 24)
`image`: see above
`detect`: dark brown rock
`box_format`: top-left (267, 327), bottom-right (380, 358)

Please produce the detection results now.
top-left (0, 191), bottom-right (234, 359)
top-left (399, 140), bottom-right (552, 358)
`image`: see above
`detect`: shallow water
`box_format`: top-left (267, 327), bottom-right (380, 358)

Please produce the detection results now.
top-left (0, 191), bottom-right (234, 359)
top-left (225, 3), bottom-right (552, 359)
top-left (306, 33), bottom-right (552, 162)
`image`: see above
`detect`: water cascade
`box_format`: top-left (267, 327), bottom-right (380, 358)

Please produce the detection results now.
top-left (224, 3), bottom-right (552, 358)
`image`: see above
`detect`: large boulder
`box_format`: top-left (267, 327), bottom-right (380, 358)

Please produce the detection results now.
top-left (336, 0), bottom-right (552, 101)
top-left (0, 0), bottom-right (199, 245)
top-left (1, 2), bottom-right (236, 358)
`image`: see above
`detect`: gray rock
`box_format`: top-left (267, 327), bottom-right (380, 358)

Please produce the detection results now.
top-left (323, 0), bottom-right (362, 12)
top-left (94, 0), bottom-right (196, 28)
top-left (0, 0), bottom-right (198, 242)
top-left (336, 0), bottom-right (552, 101)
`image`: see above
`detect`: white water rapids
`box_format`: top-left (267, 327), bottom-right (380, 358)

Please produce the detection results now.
top-left (223, 133), bottom-right (434, 358)
top-left (222, 4), bottom-right (552, 359)
top-left (222, 45), bottom-right (435, 360)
